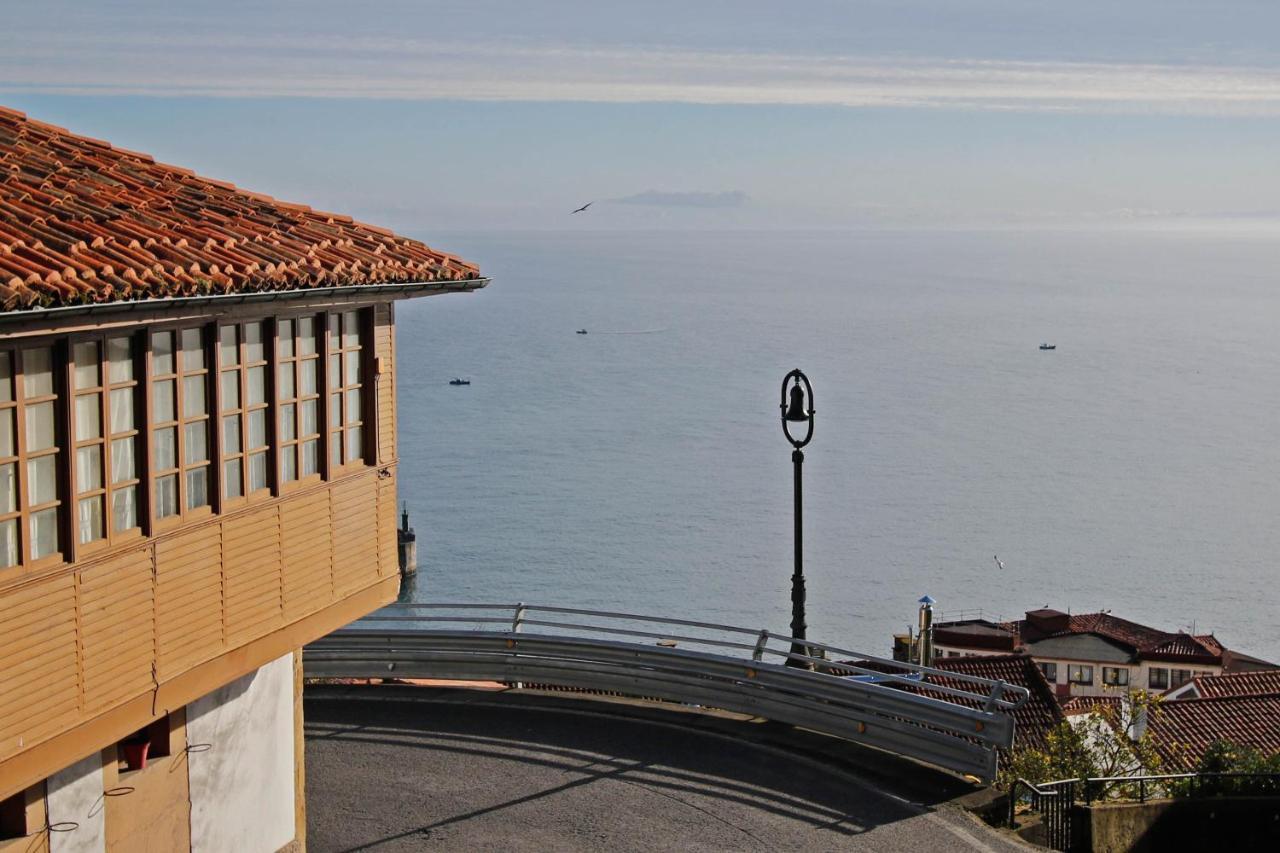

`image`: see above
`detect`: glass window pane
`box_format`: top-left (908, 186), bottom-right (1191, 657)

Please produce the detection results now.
top-left (248, 410), bottom-right (267, 449)
top-left (27, 454), bottom-right (57, 505)
top-left (0, 518), bottom-right (17, 568)
top-left (186, 467), bottom-right (208, 510)
top-left (301, 439), bottom-right (319, 477)
top-left (244, 322), bottom-right (264, 363)
top-left (184, 421), bottom-right (208, 465)
top-left (23, 347), bottom-right (54, 397)
top-left (219, 325), bottom-right (239, 366)
top-left (248, 452), bottom-right (268, 492)
top-left (0, 351), bottom-right (11, 403)
top-left (281, 404), bottom-right (296, 441)
top-left (279, 320), bottom-right (294, 358)
top-left (183, 375), bottom-right (207, 418)
top-left (112, 486), bottom-right (138, 533)
top-left (223, 459), bottom-right (243, 498)
top-left (247, 366), bottom-right (266, 406)
top-left (0, 409), bottom-right (13, 457)
top-left (346, 426), bottom-right (362, 462)
top-left (109, 388), bottom-right (134, 434)
top-left (0, 462), bottom-right (15, 514)
top-left (222, 415), bottom-right (241, 454)
top-left (76, 445), bottom-right (102, 491)
top-left (345, 388), bottom-right (360, 422)
top-left (328, 354), bottom-right (340, 389)
top-left (298, 318), bottom-right (317, 356)
top-left (31, 507), bottom-right (58, 559)
top-left (107, 336), bottom-right (134, 383)
top-left (73, 341), bottom-right (99, 389)
top-left (301, 359), bottom-right (317, 395)
top-left (329, 393), bottom-right (341, 428)
top-left (151, 332), bottom-right (174, 375)
top-left (155, 474), bottom-right (178, 518)
top-left (328, 314), bottom-right (339, 337)
top-left (75, 394), bottom-right (101, 441)
top-left (111, 437), bottom-right (136, 484)
top-left (278, 362), bottom-right (295, 399)
top-left (154, 426), bottom-right (176, 470)
top-left (26, 400), bottom-right (56, 452)
top-left (344, 352), bottom-right (360, 385)
top-left (154, 379), bottom-right (176, 422)
top-left (300, 399), bottom-right (318, 437)
top-left (182, 328), bottom-right (205, 371)
top-left (342, 311), bottom-right (359, 348)
top-left (331, 437), bottom-right (341, 469)
top-left (282, 446), bottom-right (297, 482)
top-left (77, 496), bottom-right (104, 544)
top-left (220, 370), bottom-right (240, 411)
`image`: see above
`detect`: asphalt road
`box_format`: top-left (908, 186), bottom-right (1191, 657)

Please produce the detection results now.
top-left (305, 686), bottom-right (1031, 852)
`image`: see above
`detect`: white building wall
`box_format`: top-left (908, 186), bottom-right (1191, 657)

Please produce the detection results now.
top-left (186, 652), bottom-right (295, 853)
top-left (46, 752), bottom-right (105, 853)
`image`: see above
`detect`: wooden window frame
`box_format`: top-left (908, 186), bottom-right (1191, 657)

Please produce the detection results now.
top-left (217, 319), bottom-right (275, 509)
top-left (276, 314), bottom-right (323, 492)
top-left (148, 326), bottom-right (214, 531)
top-left (325, 308), bottom-right (371, 475)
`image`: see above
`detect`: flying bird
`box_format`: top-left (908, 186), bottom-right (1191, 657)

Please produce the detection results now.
top-left (570, 202), bottom-right (593, 214)
top-left (994, 555), bottom-right (1005, 571)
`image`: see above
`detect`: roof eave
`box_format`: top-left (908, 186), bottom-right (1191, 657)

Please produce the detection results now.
top-left (0, 277), bottom-right (490, 328)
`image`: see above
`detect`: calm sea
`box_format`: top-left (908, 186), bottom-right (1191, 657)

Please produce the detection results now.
top-left (378, 228), bottom-right (1280, 663)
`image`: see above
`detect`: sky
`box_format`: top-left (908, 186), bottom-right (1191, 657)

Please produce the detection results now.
top-left (4, 1), bottom-right (1280, 232)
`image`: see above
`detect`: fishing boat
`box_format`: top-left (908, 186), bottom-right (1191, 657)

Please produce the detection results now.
top-left (576, 329), bottom-right (588, 334)
top-left (1039, 343), bottom-right (1056, 351)
top-left (449, 378), bottom-right (470, 386)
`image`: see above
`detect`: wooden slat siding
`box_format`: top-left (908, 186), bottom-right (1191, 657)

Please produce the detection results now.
top-left (331, 475), bottom-right (378, 596)
top-left (156, 524), bottom-right (224, 680)
top-left (282, 490), bottom-right (334, 622)
top-left (80, 551), bottom-right (155, 715)
top-left (375, 304), bottom-right (396, 465)
top-left (377, 475), bottom-right (398, 577)
top-left (224, 507), bottom-right (284, 646)
top-left (0, 575), bottom-right (78, 757)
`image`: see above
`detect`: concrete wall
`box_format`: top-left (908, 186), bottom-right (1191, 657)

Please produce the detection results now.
top-left (186, 653), bottom-right (296, 853)
top-left (1079, 797), bottom-right (1280, 852)
top-left (45, 753), bottom-right (104, 853)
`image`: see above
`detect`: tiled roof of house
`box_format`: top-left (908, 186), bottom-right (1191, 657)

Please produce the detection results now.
top-left (1060, 695), bottom-right (1125, 718)
top-left (1145, 693), bottom-right (1280, 769)
top-left (1186, 670), bottom-right (1280, 699)
top-left (0, 105), bottom-right (481, 311)
top-left (926, 654), bottom-right (1065, 752)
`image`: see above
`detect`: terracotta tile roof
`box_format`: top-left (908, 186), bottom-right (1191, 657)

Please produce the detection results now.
top-left (1145, 693), bottom-right (1280, 769)
top-left (1186, 671), bottom-right (1280, 699)
top-left (926, 654), bottom-right (1065, 752)
top-left (0, 105), bottom-right (481, 311)
top-left (1060, 695), bottom-right (1125, 718)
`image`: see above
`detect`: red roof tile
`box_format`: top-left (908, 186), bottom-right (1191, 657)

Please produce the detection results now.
top-left (927, 654), bottom-right (1066, 752)
top-left (0, 107), bottom-right (481, 311)
top-left (1060, 695), bottom-right (1125, 717)
top-left (1146, 694), bottom-right (1280, 768)
top-left (1186, 671), bottom-right (1280, 699)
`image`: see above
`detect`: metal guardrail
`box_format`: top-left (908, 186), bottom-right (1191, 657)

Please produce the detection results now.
top-left (305, 603), bottom-right (1029, 783)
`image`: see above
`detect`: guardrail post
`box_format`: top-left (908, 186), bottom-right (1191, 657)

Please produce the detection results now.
top-left (752, 630), bottom-right (770, 662)
top-left (510, 603), bottom-right (526, 689)
top-left (982, 680), bottom-right (1006, 712)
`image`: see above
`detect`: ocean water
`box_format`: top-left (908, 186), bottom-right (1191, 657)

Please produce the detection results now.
top-left (381, 228), bottom-right (1280, 663)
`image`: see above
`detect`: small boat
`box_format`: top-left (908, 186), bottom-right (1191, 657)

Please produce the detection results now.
top-left (1039, 343), bottom-right (1056, 351)
top-left (576, 329), bottom-right (588, 334)
top-left (449, 378), bottom-right (470, 386)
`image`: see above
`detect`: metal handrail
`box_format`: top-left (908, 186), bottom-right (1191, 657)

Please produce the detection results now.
top-left (307, 602), bottom-right (1033, 782)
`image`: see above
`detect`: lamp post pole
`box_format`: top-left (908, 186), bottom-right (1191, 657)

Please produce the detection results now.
top-left (780, 369), bottom-right (815, 668)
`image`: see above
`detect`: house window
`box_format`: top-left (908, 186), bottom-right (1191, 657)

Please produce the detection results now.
top-left (1148, 667), bottom-right (1169, 689)
top-left (0, 787), bottom-right (33, 841)
top-left (328, 310), bottom-right (366, 470)
top-left (1170, 669), bottom-right (1193, 688)
top-left (1038, 662), bottom-right (1058, 682)
top-left (277, 317), bottom-right (321, 483)
top-left (1067, 664), bottom-right (1094, 685)
top-left (1102, 667), bottom-right (1129, 686)
top-left (71, 335), bottom-right (141, 545)
top-left (0, 347), bottom-right (64, 566)
top-left (151, 330), bottom-right (211, 519)
top-left (219, 322), bottom-right (271, 500)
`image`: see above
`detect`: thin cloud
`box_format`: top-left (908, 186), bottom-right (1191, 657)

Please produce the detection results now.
top-left (4, 33), bottom-right (1280, 115)
top-left (608, 191), bottom-right (748, 208)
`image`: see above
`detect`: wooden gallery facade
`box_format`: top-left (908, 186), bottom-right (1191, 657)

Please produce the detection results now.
top-left (0, 106), bottom-right (485, 851)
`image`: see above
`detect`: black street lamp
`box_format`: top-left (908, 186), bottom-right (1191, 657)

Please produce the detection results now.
top-left (780, 369), bottom-right (814, 667)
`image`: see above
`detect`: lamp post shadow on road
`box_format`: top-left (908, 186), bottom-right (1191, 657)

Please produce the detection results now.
top-left (780, 369), bottom-right (815, 669)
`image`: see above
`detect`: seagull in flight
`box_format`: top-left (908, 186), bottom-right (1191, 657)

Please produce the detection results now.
top-left (994, 555), bottom-right (1005, 571)
top-left (570, 202), bottom-right (593, 214)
